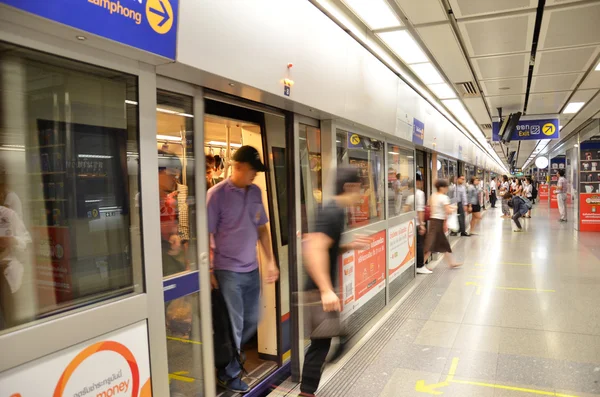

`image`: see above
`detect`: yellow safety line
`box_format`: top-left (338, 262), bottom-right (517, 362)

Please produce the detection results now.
top-left (283, 349), bottom-right (291, 362)
top-left (169, 371), bottom-right (195, 383)
top-left (446, 357), bottom-right (459, 381)
top-left (167, 336), bottom-right (203, 345)
top-left (451, 379), bottom-right (578, 397)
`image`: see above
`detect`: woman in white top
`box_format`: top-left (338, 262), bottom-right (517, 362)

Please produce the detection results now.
top-left (523, 177), bottom-right (533, 218)
top-left (424, 179), bottom-right (461, 269)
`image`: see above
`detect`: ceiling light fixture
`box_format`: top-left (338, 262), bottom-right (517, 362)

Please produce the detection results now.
top-left (410, 63), bottom-right (444, 85)
top-left (343, 0), bottom-right (402, 30)
top-left (574, 144), bottom-right (579, 147)
top-left (596, 62), bottom-right (600, 71)
top-left (207, 141), bottom-right (242, 148)
top-left (228, 83), bottom-right (235, 87)
top-left (125, 100), bottom-right (138, 105)
top-left (388, 151), bottom-right (399, 155)
top-left (156, 134), bottom-right (182, 142)
top-left (563, 102), bottom-right (585, 114)
top-left (76, 35), bottom-right (86, 41)
top-left (377, 30), bottom-right (428, 64)
top-left (428, 83), bottom-right (456, 99)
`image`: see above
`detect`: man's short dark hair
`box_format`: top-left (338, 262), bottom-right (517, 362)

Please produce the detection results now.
top-left (416, 173), bottom-right (422, 182)
top-left (336, 166), bottom-right (361, 195)
top-left (558, 169), bottom-right (565, 177)
top-left (435, 179), bottom-right (449, 190)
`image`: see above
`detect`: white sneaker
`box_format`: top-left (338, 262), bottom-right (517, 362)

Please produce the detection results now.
top-left (416, 267), bottom-right (433, 274)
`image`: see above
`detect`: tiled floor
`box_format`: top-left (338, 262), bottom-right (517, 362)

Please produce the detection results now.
top-left (326, 204), bottom-right (600, 397)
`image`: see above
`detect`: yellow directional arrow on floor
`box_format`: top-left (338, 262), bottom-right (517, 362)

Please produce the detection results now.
top-left (465, 281), bottom-right (482, 295)
top-left (414, 380), bottom-right (449, 395)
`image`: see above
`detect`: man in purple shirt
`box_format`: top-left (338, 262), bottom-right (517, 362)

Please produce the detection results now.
top-left (207, 145), bottom-right (279, 393)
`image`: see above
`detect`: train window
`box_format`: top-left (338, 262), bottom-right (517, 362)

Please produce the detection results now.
top-left (336, 129), bottom-right (384, 228)
top-left (387, 145), bottom-right (415, 217)
top-left (0, 43), bottom-right (142, 332)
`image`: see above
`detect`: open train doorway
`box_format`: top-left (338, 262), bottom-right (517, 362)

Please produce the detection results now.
top-left (204, 97), bottom-right (290, 396)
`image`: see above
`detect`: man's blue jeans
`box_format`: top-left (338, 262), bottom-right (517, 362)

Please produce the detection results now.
top-left (214, 268), bottom-right (261, 380)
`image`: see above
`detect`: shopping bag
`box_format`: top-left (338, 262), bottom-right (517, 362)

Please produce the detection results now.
top-left (447, 212), bottom-right (459, 232)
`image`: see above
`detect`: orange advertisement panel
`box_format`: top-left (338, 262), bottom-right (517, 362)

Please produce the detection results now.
top-left (580, 194), bottom-right (600, 232)
top-left (354, 230), bottom-right (386, 302)
top-left (350, 195), bottom-right (370, 226)
top-left (550, 186), bottom-right (558, 208)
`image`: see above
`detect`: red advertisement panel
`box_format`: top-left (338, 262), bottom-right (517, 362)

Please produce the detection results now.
top-left (539, 184), bottom-right (549, 202)
top-left (32, 226), bottom-right (73, 311)
top-left (580, 194), bottom-right (600, 232)
top-left (354, 230), bottom-right (386, 301)
top-left (550, 186), bottom-right (558, 208)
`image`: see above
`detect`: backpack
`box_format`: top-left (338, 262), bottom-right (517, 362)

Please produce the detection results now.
top-left (520, 196), bottom-right (533, 210)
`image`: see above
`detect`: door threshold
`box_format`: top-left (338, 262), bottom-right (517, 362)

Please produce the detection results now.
top-left (217, 361), bottom-right (278, 397)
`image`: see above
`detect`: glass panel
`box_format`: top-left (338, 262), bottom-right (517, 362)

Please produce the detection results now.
top-left (0, 42), bottom-right (141, 332)
top-left (156, 90), bottom-right (203, 397)
top-left (300, 125), bottom-right (322, 234)
top-left (387, 145), bottom-right (415, 216)
top-left (336, 129), bottom-right (384, 228)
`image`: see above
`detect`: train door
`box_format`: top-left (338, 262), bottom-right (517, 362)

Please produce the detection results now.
top-left (155, 84), bottom-right (213, 397)
top-left (203, 95), bottom-right (291, 395)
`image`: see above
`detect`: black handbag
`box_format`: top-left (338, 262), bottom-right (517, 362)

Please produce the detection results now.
top-left (299, 290), bottom-right (343, 339)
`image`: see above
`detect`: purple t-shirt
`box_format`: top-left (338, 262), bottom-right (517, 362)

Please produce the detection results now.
top-left (207, 179), bottom-right (268, 272)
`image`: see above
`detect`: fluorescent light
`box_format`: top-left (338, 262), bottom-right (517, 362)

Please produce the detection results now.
top-left (574, 144), bottom-right (579, 147)
top-left (563, 102), bottom-right (585, 114)
top-left (428, 83), bottom-right (456, 99)
top-left (596, 62), bottom-right (600, 71)
top-left (410, 63), bottom-right (444, 84)
top-left (343, 0), bottom-right (402, 30)
top-left (156, 107), bottom-right (179, 115)
top-left (179, 113), bottom-right (194, 118)
top-left (125, 100), bottom-right (138, 105)
top-left (78, 154), bottom-right (113, 159)
top-left (377, 31), bottom-right (428, 64)
top-left (85, 199), bottom-right (102, 203)
top-left (207, 141), bottom-right (242, 148)
top-left (157, 134), bottom-right (182, 142)
top-left (388, 151), bottom-right (399, 155)
top-left (2, 144), bottom-right (25, 148)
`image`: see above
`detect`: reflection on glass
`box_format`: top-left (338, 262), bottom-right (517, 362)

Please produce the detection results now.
top-left (387, 146), bottom-right (415, 216)
top-left (336, 130), bottom-right (384, 227)
top-left (0, 43), bottom-right (141, 332)
top-left (156, 91), bottom-right (203, 397)
top-left (300, 125), bottom-right (322, 234)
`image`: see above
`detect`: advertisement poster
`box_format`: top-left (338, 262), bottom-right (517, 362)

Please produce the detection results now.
top-left (412, 118), bottom-right (425, 145)
top-left (539, 184), bottom-right (549, 202)
top-left (388, 221), bottom-right (415, 282)
top-left (0, 321), bottom-right (152, 397)
top-left (550, 185), bottom-right (558, 208)
top-left (339, 230), bottom-right (386, 321)
top-left (580, 195), bottom-right (600, 232)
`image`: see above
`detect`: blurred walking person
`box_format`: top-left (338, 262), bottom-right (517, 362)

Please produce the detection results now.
top-left (467, 177), bottom-right (482, 234)
top-left (424, 179), bottom-right (461, 269)
top-left (300, 166), bottom-right (370, 397)
top-left (556, 169), bottom-right (568, 222)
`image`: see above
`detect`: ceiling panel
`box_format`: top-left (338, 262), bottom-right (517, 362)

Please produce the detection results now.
top-left (396, 0), bottom-right (448, 25)
top-left (459, 13), bottom-right (535, 57)
top-left (485, 94), bottom-right (525, 113)
top-left (473, 53), bottom-right (529, 80)
top-left (568, 89), bottom-right (599, 104)
top-left (417, 24), bottom-right (473, 83)
top-left (580, 71), bottom-right (600, 90)
top-left (538, 3), bottom-right (600, 50)
top-left (530, 73), bottom-right (582, 93)
top-left (534, 46), bottom-right (600, 75)
top-left (481, 77), bottom-right (527, 96)
top-left (526, 91), bottom-right (571, 114)
top-left (463, 97), bottom-right (491, 124)
top-left (449, 0), bottom-right (536, 18)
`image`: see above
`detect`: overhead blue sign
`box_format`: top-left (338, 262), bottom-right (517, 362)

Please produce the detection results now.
top-left (412, 118), bottom-right (424, 145)
top-left (1, 0), bottom-right (178, 59)
top-left (492, 118), bottom-right (559, 141)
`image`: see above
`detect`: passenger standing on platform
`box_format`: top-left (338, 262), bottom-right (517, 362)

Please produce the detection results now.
top-left (500, 175), bottom-right (511, 219)
top-left (490, 176), bottom-right (497, 208)
top-left (424, 179), bottom-right (461, 268)
top-left (207, 145), bottom-right (279, 393)
top-left (556, 169), bottom-right (568, 222)
top-left (514, 178), bottom-right (524, 196)
top-left (300, 166), bottom-right (370, 397)
top-left (451, 175), bottom-right (469, 237)
top-left (524, 177), bottom-right (533, 218)
top-left (407, 174), bottom-right (428, 274)
top-left (468, 177), bottom-right (482, 234)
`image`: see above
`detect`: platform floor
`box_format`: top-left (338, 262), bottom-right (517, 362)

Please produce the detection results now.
top-left (307, 204), bottom-right (600, 397)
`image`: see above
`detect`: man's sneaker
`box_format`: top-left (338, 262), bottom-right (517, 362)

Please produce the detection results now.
top-left (460, 233), bottom-right (471, 237)
top-left (416, 267), bottom-right (433, 274)
top-left (217, 377), bottom-right (249, 393)
top-left (513, 229), bottom-right (523, 232)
